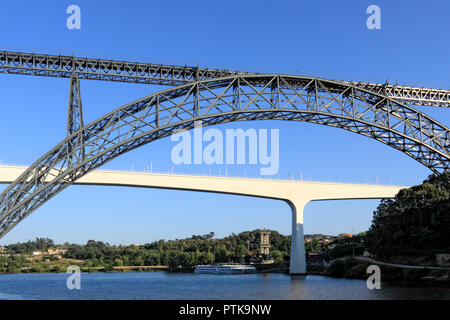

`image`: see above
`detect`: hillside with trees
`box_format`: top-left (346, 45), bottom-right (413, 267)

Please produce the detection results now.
top-left (1, 229), bottom-right (293, 272)
top-left (366, 172), bottom-right (450, 258)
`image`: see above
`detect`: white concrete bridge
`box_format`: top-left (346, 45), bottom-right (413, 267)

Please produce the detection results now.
top-left (0, 165), bottom-right (406, 275)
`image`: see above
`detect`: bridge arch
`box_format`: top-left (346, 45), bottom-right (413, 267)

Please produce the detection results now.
top-left (0, 74), bottom-right (448, 238)
top-left (0, 165), bottom-right (405, 274)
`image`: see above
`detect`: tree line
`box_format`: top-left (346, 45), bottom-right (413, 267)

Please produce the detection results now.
top-left (3, 229), bottom-right (291, 271)
top-left (366, 172), bottom-right (450, 257)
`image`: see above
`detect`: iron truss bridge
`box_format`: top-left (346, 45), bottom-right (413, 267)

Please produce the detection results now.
top-left (1, 50), bottom-right (449, 108)
top-left (0, 50), bottom-right (448, 238)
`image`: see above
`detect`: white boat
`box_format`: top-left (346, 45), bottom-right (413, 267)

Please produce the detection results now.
top-left (194, 263), bottom-right (256, 274)
top-left (194, 265), bottom-right (218, 274)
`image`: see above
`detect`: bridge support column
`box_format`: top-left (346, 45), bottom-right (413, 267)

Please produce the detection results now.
top-left (287, 200), bottom-right (307, 275)
top-left (67, 75), bottom-right (85, 168)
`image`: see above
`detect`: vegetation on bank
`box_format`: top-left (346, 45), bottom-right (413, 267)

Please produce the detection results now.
top-left (321, 172), bottom-right (450, 286)
top-left (0, 230), bottom-right (293, 273)
top-left (366, 172), bottom-right (450, 258)
top-left (322, 232), bottom-right (366, 261)
top-left (321, 172), bottom-right (450, 265)
top-left (0, 230), bottom-right (340, 274)
top-left (323, 257), bottom-right (450, 285)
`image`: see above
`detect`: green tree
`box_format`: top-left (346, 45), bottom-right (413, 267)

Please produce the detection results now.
top-left (7, 261), bottom-right (21, 273)
top-left (51, 265), bottom-right (64, 273)
top-left (104, 264), bottom-right (114, 272)
top-left (234, 244), bottom-right (248, 259)
top-left (366, 172), bottom-right (450, 257)
top-left (134, 256), bottom-right (144, 266)
top-left (113, 258), bottom-right (123, 266)
top-left (177, 252), bottom-right (194, 268)
top-left (145, 251), bottom-right (160, 265)
top-left (122, 255), bottom-right (130, 266)
top-left (165, 251), bottom-right (179, 270)
top-left (198, 252), bottom-right (214, 265)
top-left (214, 246), bottom-right (229, 262)
top-left (270, 250), bottom-right (284, 263)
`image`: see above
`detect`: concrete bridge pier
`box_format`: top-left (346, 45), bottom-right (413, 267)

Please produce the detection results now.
top-left (287, 199), bottom-right (308, 275)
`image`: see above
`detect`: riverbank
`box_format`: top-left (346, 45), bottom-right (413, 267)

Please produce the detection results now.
top-left (2, 253), bottom-right (449, 288)
top-left (312, 256), bottom-right (450, 287)
top-left (80, 265), bottom-right (168, 272)
top-left (0, 259), bottom-right (290, 274)
top-left (0, 264), bottom-right (169, 274)
top-left (0, 255), bottom-right (171, 274)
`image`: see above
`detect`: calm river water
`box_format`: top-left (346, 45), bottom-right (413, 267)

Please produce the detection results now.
top-left (0, 272), bottom-right (449, 300)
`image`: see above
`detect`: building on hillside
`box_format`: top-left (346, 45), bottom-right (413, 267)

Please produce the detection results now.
top-left (48, 248), bottom-right (67, 255)
top-left (338, 233), bottom-right (353, 238)
top-left (32, 251), bottom-right (47, 256)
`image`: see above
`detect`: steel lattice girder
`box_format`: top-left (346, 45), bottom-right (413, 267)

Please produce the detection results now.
top-left (0, 74), bottom-right (448, 238)
top-left (0, 50), bottom-right (250, 86)
top-left (343, 81), bottom-right (450, 108)
top-left (0, 50), bottom-right (449, 107)
top-left (66, 75), bottom-right (84, 168)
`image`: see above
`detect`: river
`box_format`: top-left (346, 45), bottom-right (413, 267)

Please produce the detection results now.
top-left (0, 272), bottom-right (449, 300)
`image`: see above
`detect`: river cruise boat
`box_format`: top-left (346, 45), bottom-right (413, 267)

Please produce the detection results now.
top-left (194, 263), bottom-right (256, 274)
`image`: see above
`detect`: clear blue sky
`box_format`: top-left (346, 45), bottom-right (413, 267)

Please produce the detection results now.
top-left (0, 0), bottom-right (448, 245)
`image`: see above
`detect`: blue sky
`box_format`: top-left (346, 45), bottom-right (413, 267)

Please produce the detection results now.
top-left (0, 0), bottom-right (448, 245)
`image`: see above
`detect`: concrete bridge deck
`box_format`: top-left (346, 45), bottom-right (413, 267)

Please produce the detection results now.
top-left (0, 165), bottom-right (406, 275)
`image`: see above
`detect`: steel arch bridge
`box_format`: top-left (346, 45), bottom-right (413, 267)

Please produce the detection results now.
top-left (0, 73), bottom-right (449, 238)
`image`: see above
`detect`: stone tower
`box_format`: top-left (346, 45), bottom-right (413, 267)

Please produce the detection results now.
top-left (260, 230), bottom-right (271, 256)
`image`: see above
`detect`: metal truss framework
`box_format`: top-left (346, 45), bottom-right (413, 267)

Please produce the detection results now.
top-left (1, 50), bottom-right (449, 107)
top-left (342, 81), bottom-right (450, 108)
top-left (0, 50), bottom-right (249, 86)
top-left (0, 74), bottom-right (448, 238)
top-left (67, 75), bottom-right (84, 168)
